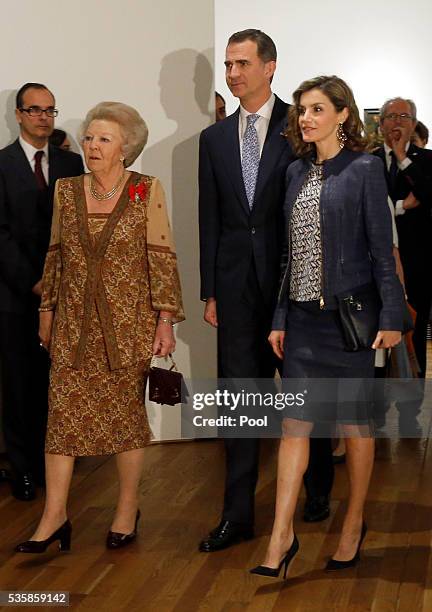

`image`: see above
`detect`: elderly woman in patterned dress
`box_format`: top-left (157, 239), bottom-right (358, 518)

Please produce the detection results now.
top-left (16, 102), bottom-right (184, 553)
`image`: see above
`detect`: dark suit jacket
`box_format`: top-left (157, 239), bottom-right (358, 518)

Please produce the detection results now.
top-left (273, 149), bottom-right (404, 332)
top-left (373, 144), bottom-right (432, 286)
top-left (199, 96), bottom-right (295, 320)
top-left (0, 139), bottom-right (84, 313)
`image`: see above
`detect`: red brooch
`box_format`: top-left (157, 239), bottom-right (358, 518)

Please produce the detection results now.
top-left (129, 182), bottom-right (147, 203)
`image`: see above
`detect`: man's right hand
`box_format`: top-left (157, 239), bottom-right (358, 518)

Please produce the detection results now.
top-left (204, 298), bottom-right (218, 327)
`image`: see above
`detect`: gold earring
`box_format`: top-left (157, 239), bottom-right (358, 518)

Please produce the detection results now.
top-left (336, 122), bottom-right (347, 149)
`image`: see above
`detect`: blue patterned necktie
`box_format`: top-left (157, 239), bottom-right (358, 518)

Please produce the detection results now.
top-left (241, 113), bottom-right (260, 209)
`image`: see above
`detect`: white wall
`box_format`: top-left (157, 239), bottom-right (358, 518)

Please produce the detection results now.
top-left (0, 0), bottom-right (216, 441)
top-left (216, 0), bottom-right (432, 131)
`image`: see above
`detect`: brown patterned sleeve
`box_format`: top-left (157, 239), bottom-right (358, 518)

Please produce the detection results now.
top-left (39, 180), bottom-right (63, 311)
top-left (146, 177), bottom-right (185, 323)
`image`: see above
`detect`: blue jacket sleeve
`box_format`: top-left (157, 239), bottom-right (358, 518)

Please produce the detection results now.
top-left (362, 156), bottom-right (404, 330)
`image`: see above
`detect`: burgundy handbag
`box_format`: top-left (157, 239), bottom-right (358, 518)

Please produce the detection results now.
top-left (148, 355), bottom-right (183, 406)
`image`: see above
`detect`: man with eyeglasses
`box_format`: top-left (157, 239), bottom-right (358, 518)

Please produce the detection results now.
top-left (374, 97), bottom-right (432, 430)
top-left (0, 82), bottom-right (83, 500)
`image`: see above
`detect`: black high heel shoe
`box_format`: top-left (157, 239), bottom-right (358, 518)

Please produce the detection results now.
top-left (325, 522), bottom-right (367, 571)
top-left (106, 509), bottom-right (140, 549)
top-left (15, 520), bottom-right (72, 553)
top-left (250, 534), bottom-right (299, 579)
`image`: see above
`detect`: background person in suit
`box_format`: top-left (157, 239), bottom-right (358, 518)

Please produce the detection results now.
top-left (198, 29), bottom-right (332, 552)
top-left (0, 82), bottom-right (83, 500)
top-left (374, 99), bottom-right (432, 387)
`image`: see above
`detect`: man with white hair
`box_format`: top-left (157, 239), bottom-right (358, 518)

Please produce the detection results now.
top-left (374, 97), bottom-right (432, 412)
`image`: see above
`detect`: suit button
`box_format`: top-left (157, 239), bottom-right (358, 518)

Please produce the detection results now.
top-left (251, 227), bottom-right (256, 234)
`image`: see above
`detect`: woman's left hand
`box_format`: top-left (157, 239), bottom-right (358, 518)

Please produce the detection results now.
top-left (152, 320), bottom-right (176, 357)
top-left (372, 330), bottom-right (402, 349)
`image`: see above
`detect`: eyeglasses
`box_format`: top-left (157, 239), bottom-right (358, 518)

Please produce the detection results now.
top-left (19, 106), bottom-right (59, 117)
top-left (383, 113), bottom-right (414, 122)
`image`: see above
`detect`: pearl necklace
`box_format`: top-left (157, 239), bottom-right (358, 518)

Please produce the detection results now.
top-left (90, 170), bottom-right (125, 201)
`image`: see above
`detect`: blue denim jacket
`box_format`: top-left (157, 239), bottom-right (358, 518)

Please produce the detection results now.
top-left (272, 148), bottom-right (404, 331)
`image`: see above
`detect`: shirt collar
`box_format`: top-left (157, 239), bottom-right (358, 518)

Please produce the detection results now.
top-left (19, 136), bottom-right (49, 162)
top-left (240, 92), bottom-right (275, 122)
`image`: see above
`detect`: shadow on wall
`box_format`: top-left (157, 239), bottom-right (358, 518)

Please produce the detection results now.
top-left (141, 48), bottom-right (216, 437)
top-left (0, 90), bottom-right (20, 148)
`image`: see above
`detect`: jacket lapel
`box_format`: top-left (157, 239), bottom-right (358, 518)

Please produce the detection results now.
top-left (220, 110), bottom-right (250, 215)
top-left (285, 161), bottom-right (309, 222)
top-left (8, 139), bottom-right (38, 189)
top-left (253, 97), bottom-right (288, 207)
top-left (48, 144), bottom-right (62, 186)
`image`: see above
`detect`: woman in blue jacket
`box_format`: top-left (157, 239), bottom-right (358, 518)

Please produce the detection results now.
top-left (250, 76), bottom-right (404, 578)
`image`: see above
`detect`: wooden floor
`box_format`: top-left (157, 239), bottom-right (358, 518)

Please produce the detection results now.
top-left (0, 346), bottom-right (431, 611)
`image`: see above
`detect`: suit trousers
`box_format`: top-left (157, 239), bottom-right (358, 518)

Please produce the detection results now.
top-left (217, 264), bottom-right (277, 525)
top-left (0, 303), bottom-right (49, 479)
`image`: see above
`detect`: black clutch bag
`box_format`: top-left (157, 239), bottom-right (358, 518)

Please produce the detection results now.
top-left (336, 283), bottom-right (381, 351)
top-left (336, 282), bottom-right (413, 352)
top-left (148, 355), bottom-right (183, 406)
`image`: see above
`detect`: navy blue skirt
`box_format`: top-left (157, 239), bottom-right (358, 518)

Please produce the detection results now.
top-left (281, 301), bottom-right (375, 427)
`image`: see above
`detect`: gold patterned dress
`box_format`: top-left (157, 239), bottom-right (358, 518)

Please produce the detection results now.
top-left (39, 172), bottom-right (184, 456)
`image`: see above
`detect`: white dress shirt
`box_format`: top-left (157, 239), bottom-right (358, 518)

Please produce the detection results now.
top-left (19, 136), bottom-right (49, 183)
top-left (384, 141), bottom-right (412, 216)
top-left (238, 93), bottom-right (275, 160)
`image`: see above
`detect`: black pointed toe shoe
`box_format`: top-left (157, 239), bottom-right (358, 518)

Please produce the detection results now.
top-left (199, 520), bottom-right (254, 552)
top-left (15, 520), bottom-right (72, 553)
top-left (106, 510), bottom-right (141, 549)
top-left (250, 534), bottom-right (299, 579)
top-left (325, 522), bottom-right (367, 571)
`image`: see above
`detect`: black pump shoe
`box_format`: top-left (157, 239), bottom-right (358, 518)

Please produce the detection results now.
top-left (15, 520), bottom-right (72, 553)
top-left (325, 522), bottom-right (367, 571)
top-left (106, 510), bottom-right (140, 549)
top-left (250, 534), bottom-right (299, 579)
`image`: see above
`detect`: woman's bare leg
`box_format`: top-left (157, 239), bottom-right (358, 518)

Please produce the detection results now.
top-left (331, 431), bottom-right (374, 561)
top-left (31, 453), bottom-right (75, 540)
top-left (262, 420), bottom-right (312, 567)
top-left (111, 448), bottom-right (145, 533)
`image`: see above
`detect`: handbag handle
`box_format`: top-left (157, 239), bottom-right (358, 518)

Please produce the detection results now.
top-left (150, 353), bottom-right (178, 371)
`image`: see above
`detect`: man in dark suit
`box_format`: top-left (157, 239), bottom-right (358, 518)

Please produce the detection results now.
top-left (0, 82), bottom-right (84, 500)
top-left (375, 97), bottom-right (432, 424)
top-left (198, 29), bottom-right (334, 552)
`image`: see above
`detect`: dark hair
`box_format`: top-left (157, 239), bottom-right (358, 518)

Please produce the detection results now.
top-left (414, 120), bottom-right (429, 143)
top-left (49, 128), bottom-right (67, 148)
top-left (16, 82), bottom-right (54, 109)
top-left (285, 75), bottom-right (367, 158)
top-left (228, 29), bottom-right (276, 62)
top-left (215, 91), bottom-right (225, 104)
